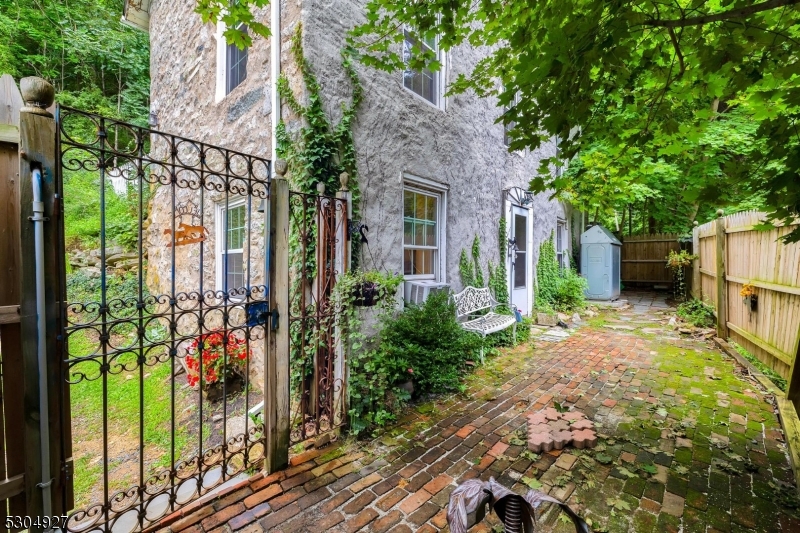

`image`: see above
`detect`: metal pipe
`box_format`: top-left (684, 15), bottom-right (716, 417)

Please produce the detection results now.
top-left (270, 0), bottom-right (281, 166)
top-left (31, 167), bottom-right (53, 516)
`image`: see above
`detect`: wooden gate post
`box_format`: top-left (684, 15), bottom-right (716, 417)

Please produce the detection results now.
top-left (17, 76), bottom-right (70, 523)
top-left (265, 160), bottom-right (290, 473)
top-left (334, 172), bottom-right (351, 430)
top-left (715, 210), bottom-right (728, 339)
top-left (691, 221), bottom-right (701, 300)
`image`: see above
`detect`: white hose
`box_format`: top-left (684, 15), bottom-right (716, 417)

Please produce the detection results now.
top-left (31, 167), bottom-right (53, 516)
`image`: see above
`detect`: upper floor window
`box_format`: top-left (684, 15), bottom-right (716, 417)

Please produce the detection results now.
top-left (504, 93), bottom-right (521, 147)
top-left (403, 28), bottom-right (441, 107)
top-left (216, 23), bottom-right (248, 102)
top-left (226, 26), bottom-right (248, 94)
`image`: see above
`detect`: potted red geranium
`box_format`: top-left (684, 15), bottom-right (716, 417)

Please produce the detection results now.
top-left (185, 331), bottom-right (249, 401)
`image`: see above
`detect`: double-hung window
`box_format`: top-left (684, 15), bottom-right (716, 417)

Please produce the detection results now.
top-left (402, 28), bottom-right (441, 107)
top-left (403, 188), bottom-right (440, 278)
top-left (217, 201), bottom-right (246, 297)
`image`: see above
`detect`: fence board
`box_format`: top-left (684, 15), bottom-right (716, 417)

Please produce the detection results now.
top-left (621, 233), bottom-right (683, 286)
top-left (692, 211), bottom-right (800, 400)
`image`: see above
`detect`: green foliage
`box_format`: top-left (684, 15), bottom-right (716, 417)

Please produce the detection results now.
top-left (348, 0), bottom-right (800, 242)
top-left (380, 290), bottom-right (481, 395)
top-left (0, 0), bottom-right (150, 126)
top-left (459, 235), bottom-right (486, 288)
top-left (676, 299), bottom-right (716, 328)
top-left (730, 341), bottom-right (787, 392)
top-left (195, 0), bottom-right (271, 48)
top-left (666, 249), bottom-right (697, 301)
top-left (63, 170), bottom-right (146, 251)
top-left (332, 270), bottom-right (405, 435)
top-left (490, 217), bottom-right (509, 305)
top-left (536, 232), bottom-right (587, 312)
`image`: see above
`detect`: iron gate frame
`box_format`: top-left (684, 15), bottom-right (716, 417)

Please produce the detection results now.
top-left (55, 105), bottom-right (273, 533)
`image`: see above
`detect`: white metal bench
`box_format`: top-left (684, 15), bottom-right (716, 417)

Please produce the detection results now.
top-left (452, 286), bottom-right (517, 362)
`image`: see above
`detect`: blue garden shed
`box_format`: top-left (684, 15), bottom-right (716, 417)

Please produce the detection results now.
top-left (580, 225), bottom-right (622, 300)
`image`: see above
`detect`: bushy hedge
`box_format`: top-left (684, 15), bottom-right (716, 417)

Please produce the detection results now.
top-left (535, 233), bottom-right (587, 312)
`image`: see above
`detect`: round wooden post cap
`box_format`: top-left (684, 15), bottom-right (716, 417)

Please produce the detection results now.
top-left (20, 76), bottom-right (55, 117)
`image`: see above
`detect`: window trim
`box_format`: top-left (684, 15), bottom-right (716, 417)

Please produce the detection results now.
top-left (402, 174), bottom-right (448, 282)
top-left (215, 198), bottom-right (248, 299)
top-left (401, 27), bottom-right (447, 111)
top-left (556, 219), bottom-right (567, 270)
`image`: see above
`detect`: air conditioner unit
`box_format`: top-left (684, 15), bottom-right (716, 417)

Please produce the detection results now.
top-left (403, 281), bottom-right (450, 306)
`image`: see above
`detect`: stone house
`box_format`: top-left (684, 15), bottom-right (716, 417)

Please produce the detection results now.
top-left (130, 0), bottom-right (582, 386)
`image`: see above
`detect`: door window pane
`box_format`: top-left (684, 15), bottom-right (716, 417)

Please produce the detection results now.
top-left (514, 213), bottom-right (527, 289)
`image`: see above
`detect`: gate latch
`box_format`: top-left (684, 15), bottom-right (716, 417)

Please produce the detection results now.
top-left (270, 308), bottom-right (280, 331)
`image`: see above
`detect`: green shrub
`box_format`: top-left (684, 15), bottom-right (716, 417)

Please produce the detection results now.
top-left (380, 290), bottom-right (482, 395)
top-left (535, 233), bottom-right (587, 312)
top-left (676, 299), bottom-right (715, 328)
top-left (551, 268), bottom-right (588, 312)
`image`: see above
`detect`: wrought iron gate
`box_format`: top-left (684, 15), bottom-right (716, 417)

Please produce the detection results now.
top-left (288, 191), bottom-right (349, 445)
top-left (56, 106), bottom-right (271, 532)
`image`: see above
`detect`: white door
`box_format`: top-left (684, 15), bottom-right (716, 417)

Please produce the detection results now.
top-left (510, 206), bottom-right (529, 315)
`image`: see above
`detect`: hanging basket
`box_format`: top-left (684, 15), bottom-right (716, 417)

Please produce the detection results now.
top-left (352, 281), bottom-right (379, 307)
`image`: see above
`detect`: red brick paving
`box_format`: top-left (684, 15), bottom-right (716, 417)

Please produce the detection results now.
top-left (152, 297), bottom-right (797, 532)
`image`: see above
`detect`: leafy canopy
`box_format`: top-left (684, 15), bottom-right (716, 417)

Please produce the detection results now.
top-left (343, 0), bottom-right (800, 240)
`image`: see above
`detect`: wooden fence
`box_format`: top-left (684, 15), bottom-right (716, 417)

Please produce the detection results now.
top-left (692, 210), bottom-right (800, 411)
top-left (621, 233), bottom-right (685, 287)
top-left (0, 74), bottom-right (27, 529)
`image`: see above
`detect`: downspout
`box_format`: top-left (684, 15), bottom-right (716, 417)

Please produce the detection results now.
top-left (32, 167), bottom-right (53, 515)
top-left (271, 0), bottom-right (281, 166)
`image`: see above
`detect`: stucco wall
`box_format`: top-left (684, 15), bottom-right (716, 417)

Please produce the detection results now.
top-left (298, 0), bottom-right (569, 301)
top-left (147, 0), bottom-right (576, 324)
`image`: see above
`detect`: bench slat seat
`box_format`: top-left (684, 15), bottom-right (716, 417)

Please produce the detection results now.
top-left (461, 313), bottom-right (516, 336)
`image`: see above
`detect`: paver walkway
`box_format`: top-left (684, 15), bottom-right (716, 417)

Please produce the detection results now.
top-left (154, 294), bottom-right (798, 532)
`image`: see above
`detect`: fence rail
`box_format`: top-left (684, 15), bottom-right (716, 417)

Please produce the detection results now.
top-left (692, 210), bottom-right (800, 412)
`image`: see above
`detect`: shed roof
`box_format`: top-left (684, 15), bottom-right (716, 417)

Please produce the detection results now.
top-left (580, 224), bottom-right (622, 245)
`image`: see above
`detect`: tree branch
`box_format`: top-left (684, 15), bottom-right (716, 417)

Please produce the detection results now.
top-left (667, 27), bottom-right (685, 78)
top-left (642, 0), bottom-right (800, 27)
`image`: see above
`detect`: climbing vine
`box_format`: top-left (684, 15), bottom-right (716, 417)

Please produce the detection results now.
top-left (491, 217), bottom-right (510, 305)
top-left (459, 235), bottom-right (486, 288)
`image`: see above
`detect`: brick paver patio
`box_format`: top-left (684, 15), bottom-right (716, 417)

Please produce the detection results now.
top-left (155, 292), bottom-right (799, 532)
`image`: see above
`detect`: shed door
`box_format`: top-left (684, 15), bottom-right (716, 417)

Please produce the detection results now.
top-left (586, 244), bottom-right (607, 298)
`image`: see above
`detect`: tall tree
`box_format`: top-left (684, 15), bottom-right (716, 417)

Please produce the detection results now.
top-left (344, 0), bottom-right (800, 239)
top-left (0, 0), bottom-right (150, 124)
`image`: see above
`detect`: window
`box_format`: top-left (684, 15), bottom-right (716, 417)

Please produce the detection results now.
top-left (556, 220), bottom-right (567, 270)
top-left (217, 202), bottom-right (246, 296)
top-left (215, 22), bottom-right (248, 101)
top-left (403, 188), bottom-right (440, 278)
top-left (403, 28), bottom-right (441, 106)
top-left (504, 93), bottom-right (521, 147)
top-left (226, 26), bottom-right (248, 94)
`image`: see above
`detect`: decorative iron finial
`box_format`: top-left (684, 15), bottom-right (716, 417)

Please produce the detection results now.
top-left (20, 77), bottom-right (55, 117)
top-left (339, 171), bottom-right (349, 191)
top-left (716, 209), bottom-right (724, 218)
top-left (316, 182), bottom-right (326, 195)
top-left (274, 159), bottom-right (288, 178)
